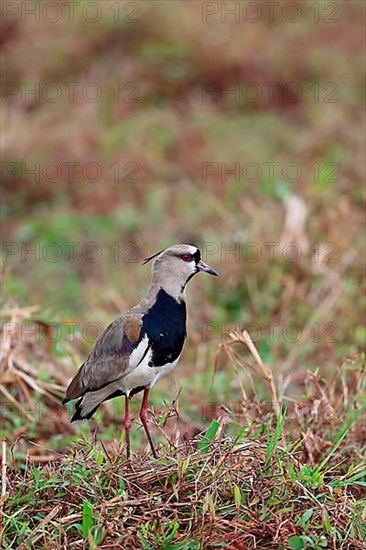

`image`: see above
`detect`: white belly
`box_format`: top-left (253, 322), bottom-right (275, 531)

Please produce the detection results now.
top-left (119, 344), bottom-right (180, 396)
top-left (76, 337), bottom-right (181, 417)
top-left (119, 335), bottom-right (181, 394)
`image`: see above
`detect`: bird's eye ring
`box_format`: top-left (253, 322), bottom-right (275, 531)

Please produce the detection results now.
top-left (181, 254), bottom-right (192, 262)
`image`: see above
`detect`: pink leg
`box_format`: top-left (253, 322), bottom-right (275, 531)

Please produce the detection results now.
top-left (140, 388), bottom-right (158, 459)
top-left (124, 395), bottom-right (132, 460)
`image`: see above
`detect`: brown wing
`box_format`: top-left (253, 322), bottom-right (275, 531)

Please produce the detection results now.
top-left (64, 315), bottom-right (142, 402)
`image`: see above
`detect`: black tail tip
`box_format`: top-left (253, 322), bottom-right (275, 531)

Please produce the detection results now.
top-left (70, 397), bottom-right (99, 422)
top-left (70, 397), bottom-right (83, 422)
top-left (71, 409), bottom-right (83, 422)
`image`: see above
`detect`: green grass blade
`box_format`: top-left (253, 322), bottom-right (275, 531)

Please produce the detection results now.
top-left (265, 406), bottom-right (286, 463)
top-left (82, 500), bottom-right (94, 539)
top-left (199, 420), bottom-right (220, 453)
top-left (316, 403), bottom-right (366, 473)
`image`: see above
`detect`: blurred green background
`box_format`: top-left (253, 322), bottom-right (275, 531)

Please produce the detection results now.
top-left (1, 0), bottom-right (365, 443)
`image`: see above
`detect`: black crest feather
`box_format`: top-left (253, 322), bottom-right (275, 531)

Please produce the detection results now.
top-left (142, 248), bottom-right (164, 265)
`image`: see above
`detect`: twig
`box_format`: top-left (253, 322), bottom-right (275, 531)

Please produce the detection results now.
top-left (23, 504), bottom-right (62, 544)
top-left (1, 438), bottom-right (6, 499)
top-left (0, 384), bottom-right (34, 422)
top-left (227, 330), bottom-right (280, 418)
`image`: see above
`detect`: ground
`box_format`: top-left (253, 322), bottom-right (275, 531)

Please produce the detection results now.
top-left (0, 1), bottom-right (365, 548)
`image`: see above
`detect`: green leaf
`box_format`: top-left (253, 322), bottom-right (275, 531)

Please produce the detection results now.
top-left (82, 501), bottom-right (94, 539)
top-left (288, 536), bottom-right (305, 549)
top-left (94, 525), bottom-right (104, 545)
top-left (165, 520), bottom-right (179, 544)
top-left (298, 508), bottom-right (313, 526)
top-left (265, 406), bottom-right (286, 463)
top-left (96, 451), bottom-right (104, 467)
top-left (198, 420), bottom-right (220, 453)
top-left (33, 468), bottom-right (40, 483)
top-left (233, 485), bottom-right (242, 508)
top-left (322, 509), bottom-right (332, 532)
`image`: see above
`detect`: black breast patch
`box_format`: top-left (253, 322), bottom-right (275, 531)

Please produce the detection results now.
top-left (141, 289), bottom-right (187, 367)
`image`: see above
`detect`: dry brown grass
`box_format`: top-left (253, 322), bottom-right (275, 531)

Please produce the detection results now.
top-left (1, 302), bottom-right (365, 549)
top-left (2, 433), bottom-right (365, 549)
top-left (1, 1), bottom-right (365, 547)
top-left (0, 303), bottom-right (68, 422)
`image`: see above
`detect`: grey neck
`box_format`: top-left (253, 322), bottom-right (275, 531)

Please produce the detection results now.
top-left (146, 280), bottom-right (186, 304)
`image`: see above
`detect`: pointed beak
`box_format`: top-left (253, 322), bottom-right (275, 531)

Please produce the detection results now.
top-left (196, 260), bottom-right (218, 276)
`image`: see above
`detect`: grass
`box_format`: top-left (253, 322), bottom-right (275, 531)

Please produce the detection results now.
top-left (1, 304), bottom-right (365, 548)
top-left (1, 0), bottom-right (365, 547)
top-left (1, 422), bottom-right (365, 549)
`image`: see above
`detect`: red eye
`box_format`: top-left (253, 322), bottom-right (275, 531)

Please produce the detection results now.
top-left (181, 254), bottom-right (192, 262)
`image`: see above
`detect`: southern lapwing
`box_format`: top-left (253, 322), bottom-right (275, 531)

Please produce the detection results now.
top-left (63, 244), bottom-right (218, 458)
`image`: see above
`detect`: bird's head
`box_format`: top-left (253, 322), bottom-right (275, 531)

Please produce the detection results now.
top-left (143, 244), bottom-right (218, 301)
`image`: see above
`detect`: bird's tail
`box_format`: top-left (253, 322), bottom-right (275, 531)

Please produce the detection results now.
top-left (69, 385), bottom-right (123, 421)
top-left (71, 396), bottom-right (99, 421)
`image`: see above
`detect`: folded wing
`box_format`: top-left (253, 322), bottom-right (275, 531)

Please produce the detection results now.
top-left (64, 315), bottom-right (143, 403)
